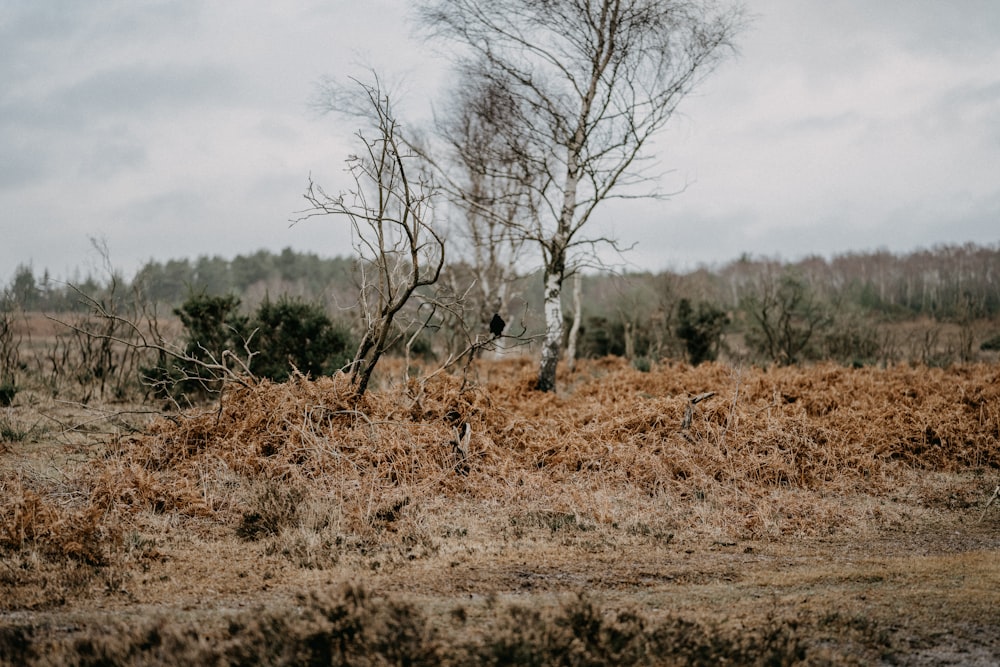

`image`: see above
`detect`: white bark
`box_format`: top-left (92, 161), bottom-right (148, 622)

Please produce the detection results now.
top-left (565, 273), bottom-right (582, 371)
top-left (537, 270), bottom-right (563, 392)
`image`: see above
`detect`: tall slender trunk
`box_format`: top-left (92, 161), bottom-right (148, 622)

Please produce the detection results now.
top-left (623, 320), bottom-right (635, 360)
top-left (536, 168), bottom-right (577, 392)
top-left (565, 273), bottom-right (582, 371)
top-left (537, 267), bottom-right (564, 392)
top-left (535, 1), bottom-right (609, 392)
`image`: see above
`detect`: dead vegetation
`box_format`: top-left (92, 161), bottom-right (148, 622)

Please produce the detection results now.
top-left (93, 357), bottom-right (996, 536)
top-left (0, 583), bottom-right (816, 667)
top-left (1, 358), bottom-right (999, 664)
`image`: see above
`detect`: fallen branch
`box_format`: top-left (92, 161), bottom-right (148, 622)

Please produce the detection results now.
top-left (978, 485), bottom-right (999, 524)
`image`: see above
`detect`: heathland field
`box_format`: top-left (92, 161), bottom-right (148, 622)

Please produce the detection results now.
top-left (2, 358), bottom-right (999, 665)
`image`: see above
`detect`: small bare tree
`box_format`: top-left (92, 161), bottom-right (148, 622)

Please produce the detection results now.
top-left (430, 68), bottom-right (539, 347)
top-left (420, 0), bottom-right (746, 391)
top-left (297, 75), bottom-right (445, 399)
top-left (741, 268), bottom-right (831, 366)
top-left (46, 240), bottom-right (175, 404)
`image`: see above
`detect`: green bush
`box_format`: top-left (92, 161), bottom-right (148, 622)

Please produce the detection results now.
top-left (175, 292), bottom-right (249, 363)
top-left (0, 381), bottom-right (16, 407)
top-left (823, 315), bottom-right (881, 367)
top-left (142, 292), bottom-right (250, 402)
top-left (248, 296), bottom-right (354, 382)
top-left (631, 356), bottom-right (652, 373)
top-left (145, 293), bottom-right (355, 400)
top-left (675, 298), bottom-right (729, 365)
top-left (578, 315), bottom-right (626, 359)
top-left (980, 333), bottom-right (1000, 352)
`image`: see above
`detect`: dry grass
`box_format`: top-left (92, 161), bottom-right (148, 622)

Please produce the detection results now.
top-left (85, 358), bottom-right (999, 540)
top-left (0, 583), bottom-right (813, 666)
top-left (1, 358), bottom-right (999, 664)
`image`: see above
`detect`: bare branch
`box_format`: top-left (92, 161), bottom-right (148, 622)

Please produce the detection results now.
top-left (294, 73), bottom-right (447, 399)
top-left (420, 0), bottom-right (746, 391)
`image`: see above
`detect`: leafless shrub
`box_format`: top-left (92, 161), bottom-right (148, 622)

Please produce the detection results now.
top-left (298, 73), bottom-right (446, 399)
top-left (0, 294), bottom-right (22, 401)
top-left (741, 268), bottom-right (832, 365)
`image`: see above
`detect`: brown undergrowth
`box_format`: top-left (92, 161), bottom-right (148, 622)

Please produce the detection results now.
top-left (2, 359), bottom-right (999, 663)
top-left (81, 358), bottom-right (1000, 543)
top-left (0, 583), bottom-right (814, 667)
top-left (3, 358), bottom-right (997, 572)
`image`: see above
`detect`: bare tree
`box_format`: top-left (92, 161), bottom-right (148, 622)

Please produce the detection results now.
top-left (741, 268), bottom-right (831, 366)
top-left (296, 75), bottom-right (445, 399)
top-left (431, 67), bottom-right (539, 343)
top-left (420, 0), bottom-right (745, 391)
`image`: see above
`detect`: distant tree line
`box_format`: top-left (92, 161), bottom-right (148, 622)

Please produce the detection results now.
top-left (131, 248), bottom-right (358, 308)
top-left (7, 243), bottom-right (998, 319)
top-left (4, 248), bottom-right (357, 313)
top-left (3, 242), bottom-right (999, 398)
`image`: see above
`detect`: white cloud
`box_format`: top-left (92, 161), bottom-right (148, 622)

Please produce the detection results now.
top-left (1, 0), bottom-right (998, 284)
top-left (619, 1), bottom-right (1000, 270)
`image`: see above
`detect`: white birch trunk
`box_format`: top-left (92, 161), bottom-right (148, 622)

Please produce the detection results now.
top-left (565, 273), bottom-right (582, 371)
top-left (537, 270), bottom-right (564, 392)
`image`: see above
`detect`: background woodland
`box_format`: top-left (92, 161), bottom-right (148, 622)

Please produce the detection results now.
top-left (3, 241), bottom-right (999, 410)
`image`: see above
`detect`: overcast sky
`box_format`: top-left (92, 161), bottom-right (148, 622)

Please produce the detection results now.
top-left (2, 1), bottom-right (999, 284)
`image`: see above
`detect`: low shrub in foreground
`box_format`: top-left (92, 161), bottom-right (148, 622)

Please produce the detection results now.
top-left (0, 586), bottom-right (816, 666)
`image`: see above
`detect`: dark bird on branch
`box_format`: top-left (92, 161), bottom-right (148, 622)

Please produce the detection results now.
top-left (489, 313), bottom-right (506, 337)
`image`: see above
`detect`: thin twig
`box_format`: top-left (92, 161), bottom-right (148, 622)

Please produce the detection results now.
top-left (978, 485), bottom-right (999, 524)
